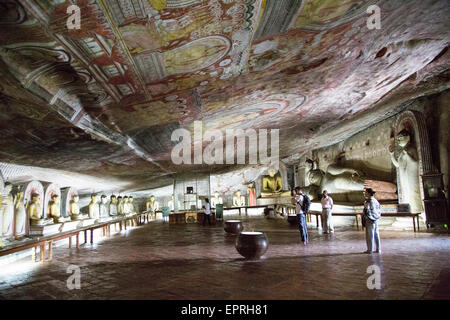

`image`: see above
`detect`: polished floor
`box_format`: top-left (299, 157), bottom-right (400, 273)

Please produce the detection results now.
top-left (0, 216), bottom-right (449, 300)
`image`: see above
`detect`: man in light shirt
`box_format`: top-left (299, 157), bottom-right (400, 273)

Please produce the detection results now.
top-left (202, 198), bottom-right (212, 226)
top-left (293, 186), bottom-right (310, 245)
top-left (321, 190), bottom-right (334, 234)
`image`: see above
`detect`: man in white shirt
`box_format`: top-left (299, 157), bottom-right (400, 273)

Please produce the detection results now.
top-left (202, 198), bottom-right (212, 226)
top-left (321, 190), bottom-right (334, 234)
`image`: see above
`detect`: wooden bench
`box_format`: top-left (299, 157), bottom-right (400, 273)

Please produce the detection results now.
top-left (309, 211), bottom-right (421, 232)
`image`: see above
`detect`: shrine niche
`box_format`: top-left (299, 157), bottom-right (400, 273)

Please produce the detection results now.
top-left (43, 183), bottom-right (61, 220)
top-left (390, 110), bottom-right (438, 218)
top-left (60, 187), bottom-right (78, 218)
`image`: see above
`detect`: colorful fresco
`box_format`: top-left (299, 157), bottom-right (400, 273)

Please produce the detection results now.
top-left (0, 0), bottom-right (449, 191)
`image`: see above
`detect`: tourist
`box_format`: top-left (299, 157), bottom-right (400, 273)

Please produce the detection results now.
top-left (293, 186), bottom-right (311, 245)
top-left (363, 188), bottom-right (382, 254)
top-left (202, 198), bottom-right (212, 226)
top-left (321, 190), bottom-right (334, 234)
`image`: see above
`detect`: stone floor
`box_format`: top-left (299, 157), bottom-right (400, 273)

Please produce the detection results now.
top-left (0, 216), bottom-right (449, 300)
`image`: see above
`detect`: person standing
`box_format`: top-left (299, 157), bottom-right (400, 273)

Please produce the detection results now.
top-left (321, 190), bottom-right (334, 234)
top-left (293, 187), bottom-right (311, 245)
top-left (363, 188), bottom-right (381, 254)
top-left (202, 198), bottom-right (212, 226)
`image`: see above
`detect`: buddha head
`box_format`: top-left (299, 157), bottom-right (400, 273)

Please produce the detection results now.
top-left (129, 196), bottom-right (134, 204)
top-left (309, 170), bottom-right (323, 186)
top-left (31, 193), bottom-right (40, 204)
top-left (52, 194), bottom-right (60, 204)
top-left (214, 191), bottom-right (219, 198)
top-left (101, 195), bottom-right (107, 204)
top-left (397, 129), bottom-right (411, 148)
top-left (110, 195), bottom-right (117, 204)
top-left (4, 182), bottom-right (12, 195)
top-left (123, 196), bottom-right (128, 203)
top-left (91, 193), bottom-right (98, 204)
top-left (150, 195), bottom-right (155, 202)
top-left (236, 190), bottom-right (241, 197)
top-left (267, 168), bottom-right (277, 177)
top-left (73, 195), bottom-right (79, 203)
top-left (117, 196), bottom-right (122, 204)
top-left (16, 191), bottom-right (24, 202)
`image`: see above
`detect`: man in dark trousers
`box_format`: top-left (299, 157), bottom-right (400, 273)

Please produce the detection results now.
top-left (293, 187), bottom-right (311, 245)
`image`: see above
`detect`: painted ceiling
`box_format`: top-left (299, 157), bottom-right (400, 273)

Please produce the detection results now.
top-left (0, 0), bottom-right (449, 191)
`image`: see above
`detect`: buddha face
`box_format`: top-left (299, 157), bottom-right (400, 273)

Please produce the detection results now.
top-left (32, 195), bottom-right (40, 204)
top-left (309, 171), bottom-right (322, 185)
top-left (91, 195), bottom-right (98, 203)
top-left (267, 168), bottom-right (276, 177)
top-left (129, 197), bottom-right (134, 203)
top-left (111, 197), bottom-right (117, 204)
top-left (52, 195), bottom-right (60, 204)
top-left (397, 131), bottom-right (411, 148)
top-left (73, 195), bottom-right (79, 203)
top-left (150, 196), bottom-right (155, 202)
top-left (101, 196), bottom-right (107, 204)
top-left (214, 192), bottom-right (219, 198)
top-left (236, 190), bottom-right (241, 197)
top-left (16, 191), bottom-right (23, 201)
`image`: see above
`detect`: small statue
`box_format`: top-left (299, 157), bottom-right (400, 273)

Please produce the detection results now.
top-left (49, 194), bottom-right (71, 223)
top-left (99, 195), bottom-right (109, 218)
top-left (117, 196), bottom-right (124, 215)
top-left (168, 195), bottom-right (180, 211)
top-left (29, 193), bottom-right (53, 226)
top-left (210, 191), bottom-right (223, 208)
top-left (14, 190), bottom-right (26, 238)
top-left (146, 195), bottom-right (159, 212)
top-left (109, 195), bottom-right (118, 216)
top-left (232, 190), bottom-right (246, 207)
top-left (247, 182), bottom-right (256, 206)
top-left (261, 168), bottom-right (291, 197)
top-left (128, 196), bottom-right (136, 215)
top-left (88, 194), bottom-right (100, 220)
top-left (1, 182), bottom-right (14, 237)
top-left (70, 195), bottom-right (88, 220)
top-left (389, 129), bottom-right (423, 213)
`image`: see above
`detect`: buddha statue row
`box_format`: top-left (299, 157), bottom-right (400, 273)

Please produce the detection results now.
top-left (84, 194), bottom-right (137, 220)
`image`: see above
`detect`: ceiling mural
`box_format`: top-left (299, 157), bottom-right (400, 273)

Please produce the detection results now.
top-left (0, 0), bottom-right (449, 191)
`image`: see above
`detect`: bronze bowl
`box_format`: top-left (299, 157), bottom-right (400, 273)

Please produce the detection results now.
top-left (235, 232), bottom-right (269, 259)
top-left (224, 220), bottom-right (243, 234)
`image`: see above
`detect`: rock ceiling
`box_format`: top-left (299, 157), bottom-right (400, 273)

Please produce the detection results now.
top-left (0, 0), bottom-right (449, 191)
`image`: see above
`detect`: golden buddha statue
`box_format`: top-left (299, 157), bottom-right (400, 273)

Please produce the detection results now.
top-left (261, 168), bottom-right (291, 197)
top-left (49, 194), bottom-right (70, 223)
top-left (88, 193), bottom-right (100, 220)
top-left (117, 196), bottom-right (124, 215)
top-left (232, 190), bottom-right (246, 207)
top-left (29, 193), bottom-right (53, 226)
top-left (70, 195), bottom-right (88, 220)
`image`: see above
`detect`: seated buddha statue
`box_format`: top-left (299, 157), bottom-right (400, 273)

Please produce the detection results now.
top-left (210, 191), bottom-right (223, 208)
top-left (70, 195), bottom-right (88, 220)
top-left (99, 195), bottom-right (109, 218)
top-left (261, 168), bottom-right (291, 197)
top-left (122, 196), bottom-right (131, 215)
top-left (146, 195), bottom-right (159, 212)
top-left (128, 196), bottom-right (137, 214)
top-left (29, 193), bottom-right (53, 226)
top-left (109, 195), bottom-right (118, 216)
top-left (88, 193), bottom-right (100, 220)
top-left (232, 190), bottom-right (246, 207)
top-left (117, 196), bottom-right (124, 215)
top-left (49, 194), bottom-right (71, 223)
top-left (167, 195), bottom-right (180, 211)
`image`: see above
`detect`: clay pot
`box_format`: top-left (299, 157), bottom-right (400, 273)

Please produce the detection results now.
top-left (235, 232), bottom-right (269, 259)
top-left (224, 220), bottom-right (243, 234)
top-left (287, 215), bottom-right (299, 225)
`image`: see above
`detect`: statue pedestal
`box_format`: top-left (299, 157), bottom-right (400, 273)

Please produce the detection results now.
top-left (78, 218), bottom-right (96, 227)
top-left (256, 196), bottom-right (292, 206)
top-left (99, 216), bottom-right (113, 222)
top-left (29, 223), bottom-right (62, 236)
top-left (60, 220), bottom-right (81, 232)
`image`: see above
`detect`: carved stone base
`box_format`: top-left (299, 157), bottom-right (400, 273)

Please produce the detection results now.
top-left (78, 218), bottom-right (96, 227)
top-left (29, 223), bottom-right (62, 236)
top-left (60, 220), bottom-right (81, 232)
top-left (256, 196), bottom-right (292, 206)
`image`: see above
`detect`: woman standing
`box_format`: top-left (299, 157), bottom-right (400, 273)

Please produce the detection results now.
top-left (363, 188), bottom-right (381, 254)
